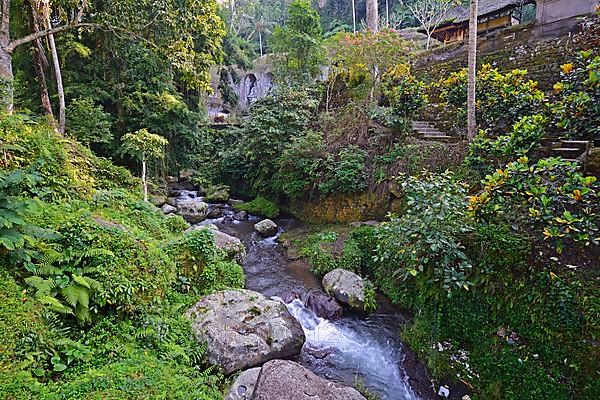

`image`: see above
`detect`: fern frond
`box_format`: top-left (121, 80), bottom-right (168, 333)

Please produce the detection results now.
top-left (61, 284), bottom-right (89, 307)
top-left (39, 296), bottom-right (73, 314)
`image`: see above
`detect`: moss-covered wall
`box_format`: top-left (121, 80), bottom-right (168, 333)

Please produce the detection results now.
top-left (415, 16), bottom-right (599, 90)
top-left (291, 192), bottom-right (394, 224)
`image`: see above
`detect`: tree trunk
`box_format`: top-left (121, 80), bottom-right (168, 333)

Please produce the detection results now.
top-left (27, 1), bottom-right (54, 118)
top-left (351, 0), bottom-right (356, 33)
top-left (467, 0), bottom-right (478, 140)
top-left (0, 0), bottom-right (12, 113)
top-left (45, 6), bottom-right (66, 134)
top-left (259, 30), bottom-right (263, 57)
top-left (385, 0), bottom-right (389, 28)
top-left (366, 0), bottom-right (379, 33)
top-left (0, 46), bottom-right (12, 114)
top-left (142, 158), bottom-right (148, 202)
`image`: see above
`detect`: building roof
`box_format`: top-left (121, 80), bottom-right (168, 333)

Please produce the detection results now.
top-left (441, 0), bottom-right (533, 25)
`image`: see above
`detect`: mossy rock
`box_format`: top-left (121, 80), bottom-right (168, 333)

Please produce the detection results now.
top-left (205, 185), bottom-right (230, 203)
top-left (235, 197), bottom-right (279, 219)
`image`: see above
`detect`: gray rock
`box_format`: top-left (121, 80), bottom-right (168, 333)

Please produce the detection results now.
top-left (322, 269), bottom-right (365, 310)
top-left (166, 175), bottom-right (178, 184)
top-left (281, 289), bottom-right (342, 320)
top-left (186, 290), bottom-right (305, 375)
top-left (207, 206), bottom-right (225, 219)
top-left (228, 199), bottom-right (244, 207)
top-left (150, 195), bottom-right (167, 207)
top-left (179, 168), bottom-right (195, 181)
top-left (177, 199), bottom-right (208, 223)
top-left (254, 219), bottom-right (278, 237)
top-left (225, 368), bottom-right (261, 400)
top-left (205, 185), bottom-right (230, 202)
top-left (166, 196), bottom-right (178, 206)
top-left (212, 229), bottom-right (246, 264)
top-left (233, 211), bottom-right (248, 221)
top-left (161, 204), bottom-right (177, 214)
top-left (184, 226), bottom-right (244, 262)
top-left (253, 360), bottom-right (366, 400)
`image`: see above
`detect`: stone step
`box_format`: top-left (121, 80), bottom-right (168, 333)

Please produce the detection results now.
top-left (552, 147), bottom-right (583, 153)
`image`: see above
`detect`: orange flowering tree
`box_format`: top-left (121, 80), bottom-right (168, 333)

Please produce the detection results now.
top-left (325, 29), bottom-right (413, 102)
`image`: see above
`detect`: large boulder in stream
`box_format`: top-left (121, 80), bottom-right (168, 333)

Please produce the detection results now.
top-left (186, 290), bottom-right (305, 374)
top-left (177, 199), bottom-right (209, 223)
top-left (253, 360), bottom-right (366, 400)
top-left (322, 269), bottom-right (366, 310)
top-left (186, 225), bottom-right (246, 263)
top-left (254, 219), bottom-right (278, 237)
top-left (281, 289), bottom-right (343, 320)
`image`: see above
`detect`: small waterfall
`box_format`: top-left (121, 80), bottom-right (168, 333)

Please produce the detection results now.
top-left (280, 298), bottom-right (420, 400)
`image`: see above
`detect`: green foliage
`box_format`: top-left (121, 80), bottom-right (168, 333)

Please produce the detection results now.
top-left (375, 172), bottom-right (473, 297)
top-left (235, 197), bottom-right (280, 218)
top-left (465, 114), bottom-right (547, 176)
top-left (440, 65), bottom-right (545, 135)
top-left (381, 63), bottom-right (428, 129)
top-left (270, 0), bottom-right (325, 85)
top-left (469, 156), bottom-right (599, 254)
top-left (121, 129), bottom-right (168, 162)
top-left (319, 146), bottom-right (368, 195)
top-left (325, 29), bottom-right (413, 104)
top-left (66, 98), bottom-right (113, 146)
top-left (273, 130), bottom-right (326, 199)
top-left (219, 87), bottom-right (318, 194)
top-left (550, 50), bottom-right (600, 139)
top-left (0, 169), bottom-right (39, 253)
top-left (168, 229), bottom-right (245, 293)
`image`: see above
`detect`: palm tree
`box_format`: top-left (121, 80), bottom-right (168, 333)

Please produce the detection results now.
top-left (467, 0), bottom-right (478, 140)
top-left (247, 11), bottom-right (274, 57)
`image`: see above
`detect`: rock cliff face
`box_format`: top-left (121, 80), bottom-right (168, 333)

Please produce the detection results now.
top-left (207, 60), bottom-right (275, 121)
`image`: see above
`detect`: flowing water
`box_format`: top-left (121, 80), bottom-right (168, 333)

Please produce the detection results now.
top-left (180, 192), bottom-right (424, 399)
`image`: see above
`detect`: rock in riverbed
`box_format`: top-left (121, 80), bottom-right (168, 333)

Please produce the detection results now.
top-left (253, 360), bottom-right (366, 400)
top-left (281, 289), bottom-right (342, 320)
top-left (161, 204), bottom-right (177, 214)
top-left (177, 199), bottom-right (208, 223)
top-left (186, 226), bottom-right (246, 263)
top-left (254, 219), bottom-right (278, 237)
top-left (225, 367), bottom-right (261, 400)
top-left (322, 269), bottom-right (366, 310)
top-left (186, 290), bottom-right (305, 374)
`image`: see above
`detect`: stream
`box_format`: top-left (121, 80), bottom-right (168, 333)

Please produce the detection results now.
top-left (181, 190), bottom-right (429, 400)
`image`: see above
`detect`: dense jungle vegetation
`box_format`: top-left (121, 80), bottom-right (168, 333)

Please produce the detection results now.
top-left (1, 0), bottom-right (599, 399)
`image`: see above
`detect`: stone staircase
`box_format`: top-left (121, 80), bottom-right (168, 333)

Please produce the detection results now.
top-left (411, 120), bottom-right (461, 142)
top-left (541, 138), bottom-right (592, 163)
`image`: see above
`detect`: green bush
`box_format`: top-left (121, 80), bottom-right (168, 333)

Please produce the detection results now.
top-left (319, 146), bottom-right (368, 195)
top-left (440, 65), bottom-right (545, 135)
top-left (235, 197), bottom-right (280, 218)
top-left (66, 98), bottom-right (113, 146)
top-left (375, 171), bottom-right (473, 298)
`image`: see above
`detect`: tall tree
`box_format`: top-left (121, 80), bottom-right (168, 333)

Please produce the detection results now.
top-left (1, 0), bottom-right (225, 114)
top-left (407, 0), bottom-right (456, 49)
top-left (366, 0), bottom-right (378, 32)
top-left (270, 0), bottom-right (324, 85)
top-left (0, 0), bottom-right (90, 114)
top-left (467, 0), bottom-right (478, 140)
top-left (26, 0), bottom-right (54, 118)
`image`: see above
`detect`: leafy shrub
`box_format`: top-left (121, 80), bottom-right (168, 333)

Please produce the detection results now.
top-left (319, 146), bottom-right (368, 195)
top-left (381, 63), bottom-right (428, 129)
top-left (273, 130), bottom-right (326, 199)
top-left (222, 87), bottom-right (319, 194)
top-left (465, 114), bottom-right (547, 176)
top-left (66, 97), bottom-right (113, 146)
top-left (374, 172), bottom-right (473, 298)
top-left (550, 50), bottom-right (600, 139)
top-left (235, 197), bottom-right (280, 218)
top-left (440, 65), bottom-right (545, 135)
top-left (469, 156), bottom-right (599, 255)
